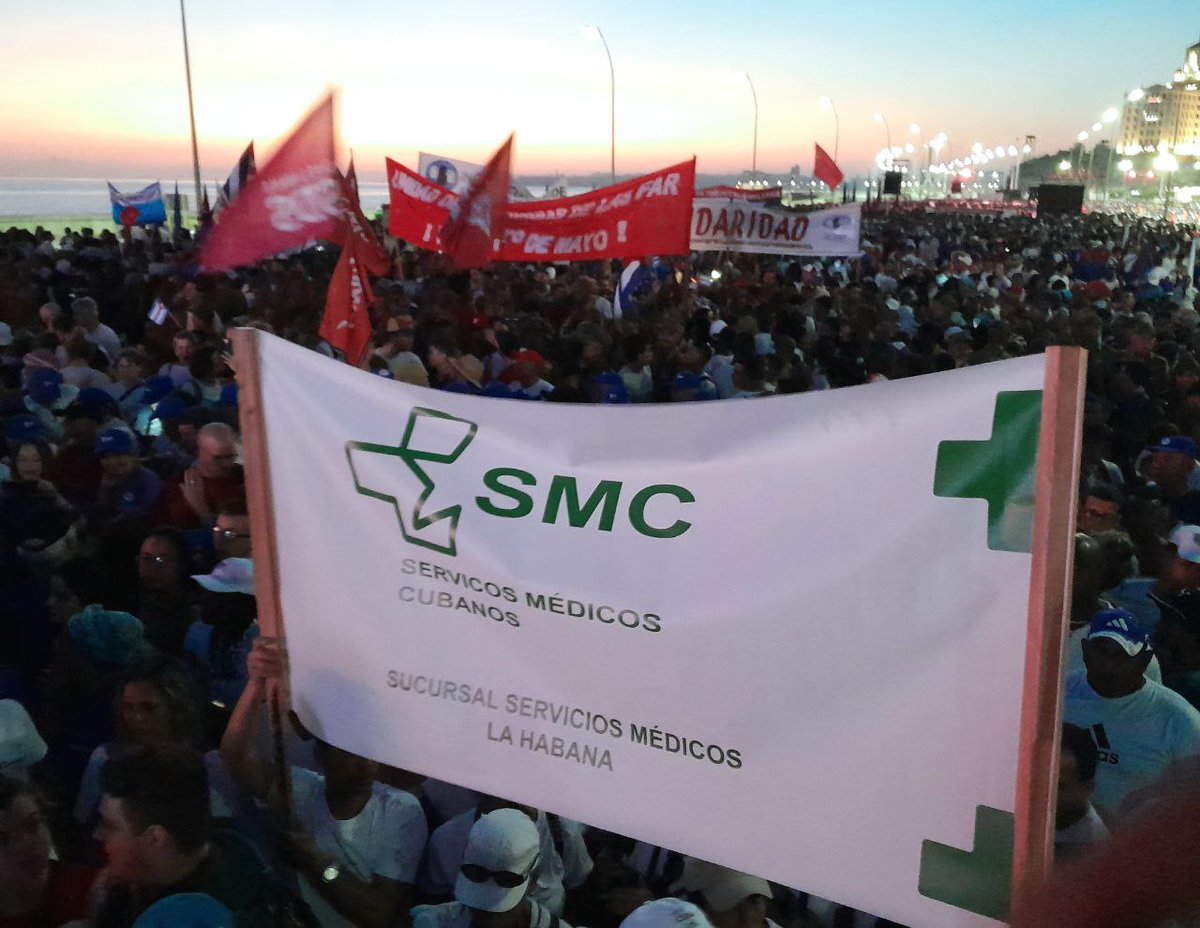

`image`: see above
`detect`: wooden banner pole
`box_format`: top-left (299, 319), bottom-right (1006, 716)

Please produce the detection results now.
top-left (1012, 346), bottom-right (1088, 903)
top-left (231, 327), bottom-right (294, 817)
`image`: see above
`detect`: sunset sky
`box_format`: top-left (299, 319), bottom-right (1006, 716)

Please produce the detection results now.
top-left (0, 0), bottom-right (1195, 181)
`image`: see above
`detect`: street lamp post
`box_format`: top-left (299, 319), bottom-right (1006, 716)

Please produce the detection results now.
top-left (874, 112), bottom-right (892, 156)
top-left (1154, 152), bottom-right (1179, 219)
top-left (746, 73), bottom-right (759, 175)
top-left (874, 113), bottom-right (892, 200)
top-left (179, 0), bottom-right (203, 213)
top-left (819, 96), bottom-right (839, 162)
top-left (585, 25), bottom-right (616, 182)
top-left (910, 123), bottom-right (924, 194)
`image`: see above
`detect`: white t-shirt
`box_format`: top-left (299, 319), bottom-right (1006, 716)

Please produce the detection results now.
top-left (1055, 804), bottom-right (1108, 855)
top-left (413, 899), bottom-right (564, 928)
top-left (1063, 671), bottom-right (1200, 820)
top-left (292, 767), bottom-right (428, 928)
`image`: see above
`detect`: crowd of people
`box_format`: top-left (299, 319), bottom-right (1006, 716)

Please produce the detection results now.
top-left (1, 203), bottom-right (1200, 926)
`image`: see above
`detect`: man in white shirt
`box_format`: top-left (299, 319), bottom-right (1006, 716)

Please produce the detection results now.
top-left (71, 296), bottom-right (122, 362)
top-left (412, 808), bottom-right (565, 928)
top-left (419, 799), bottom-right (591, 915)
top-left (221, 638), bottom-right (428, 928)
top-left (1063, 610), bottom-right (1200, 822)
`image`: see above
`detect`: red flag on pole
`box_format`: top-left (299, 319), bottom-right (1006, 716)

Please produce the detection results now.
top-left (440, 134), bottom-right (513, 270)
top-left (318, 228), bottom-right (375, 367)
top-left (814, 143), bottom-right (844, 192)
top-left (333, 170), bottom-right (390, 277)
top-left (199, 92), bottom-right (341, 272)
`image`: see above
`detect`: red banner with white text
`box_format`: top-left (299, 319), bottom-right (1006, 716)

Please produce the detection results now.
top-left (386, 158), bottom-right (696, 262)
top-left (386, 158), bottom-right (456, 252)
top-left (501, 159), bottom-right (695, 262)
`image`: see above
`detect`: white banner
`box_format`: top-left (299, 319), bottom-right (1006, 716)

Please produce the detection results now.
top-left (417, 151), bottom-right (484, 195)
top-left (690, 199), bottom-right (861, 256)
top-left (257, 333), bottom-right (1049, 928)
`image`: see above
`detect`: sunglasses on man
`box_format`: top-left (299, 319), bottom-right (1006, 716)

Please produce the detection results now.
top-left (459, 856), bottom-right (538, 888)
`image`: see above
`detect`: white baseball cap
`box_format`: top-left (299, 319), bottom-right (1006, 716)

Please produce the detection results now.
top-left (192, 558), bottom-right (255, 595)
top-left (672, 858), bottom-right (773, 913)
top-left (0, 700), bottom-right (48, 778)
top-left (1170, 524), bottom-right (1200, 565)
top-left (621, 898), bottom-right (713, 928)
top-left (454, 808), bottom-right (540, 912)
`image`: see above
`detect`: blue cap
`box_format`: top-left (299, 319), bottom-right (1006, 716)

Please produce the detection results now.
top-left (153, 394), bottom-right (196, 423)
top-left (26, 368), bottom-right (63, 404)
top-left (95, 428), bottom-right (135, 456)
top-left (1147, 435), bottom-right (1199, 459)
top-left (132, 892), bottom-right (234, 928)
top-left (141, 375), bottom-right (176, 405)
top-left (76, 387), bottom-right (118, 417)
top-left (592, 372), bottom-right (629, 404)
top-left (5, 414), bottom-right (46, 444)
top-left (1087, 608), bottom-right (1152, 656)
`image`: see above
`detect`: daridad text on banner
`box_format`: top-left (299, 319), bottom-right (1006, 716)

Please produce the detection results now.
top-left (690, 198), bottom-right (862, 256)
top-left (254, 328), bottom-right (1051, 928)
top-left (387, 158), bottom-right (696, 262)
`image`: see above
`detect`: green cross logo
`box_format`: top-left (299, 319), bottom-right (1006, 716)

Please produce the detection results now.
top-left (933, 390), bottom-right (1042, 553)
top-left (918, 805), bottom-right (1014, 920)
top-left (346, 407), bottom-right (478, 557)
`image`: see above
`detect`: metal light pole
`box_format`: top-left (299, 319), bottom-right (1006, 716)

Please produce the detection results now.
top-left (586, 25), bottom-right (616, 183)
top-left (746, 73), bottom-right (759, 175)
top-left (874, 112), bottom-right (892, 159)
top-left (819, 96), bottom-right (840, 163)
top-left (179, 0), bottom-right (203, 212)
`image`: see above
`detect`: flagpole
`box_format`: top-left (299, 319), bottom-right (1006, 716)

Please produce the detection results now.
top-left (746, 73), bottom-right (759, 175)
top-left (586, 25), bottom-right (616, 183)
top-left (1012, 346), bottom-right (1087, 905)
top-left (180, 0), bottom-right (203, 214)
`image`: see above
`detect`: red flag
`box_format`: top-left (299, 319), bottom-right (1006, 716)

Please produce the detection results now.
top-left (319, 229), bottom-right (375, 366)
top-left (346, 152), bottom-right (359, 202)
top-left (814, 144), bottom-right (844, 192)
top-left (440, 134), bottom-right (513, 270)
top-left (199, 92), bottom-right (341, 272)
top-left (333, 170), bottom-right (390, 277)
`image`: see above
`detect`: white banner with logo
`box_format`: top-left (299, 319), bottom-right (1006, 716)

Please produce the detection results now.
top-left (257, 332), bottom-right (1049, 928)
top-left (417, 151), bottom-right (484, 195)
top-left (690, 199), bottom-right (862, 256)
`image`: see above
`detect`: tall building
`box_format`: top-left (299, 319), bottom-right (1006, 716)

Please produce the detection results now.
top-left (1117, 38), bottom-right (1200, 156)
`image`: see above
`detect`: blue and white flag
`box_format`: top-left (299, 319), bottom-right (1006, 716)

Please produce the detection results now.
top-left (147, 299), bottom-right (170, 325)
top-left (613, 260), bottom-right (651, 320)
top-left (109, 182), bottom-right (167, 226)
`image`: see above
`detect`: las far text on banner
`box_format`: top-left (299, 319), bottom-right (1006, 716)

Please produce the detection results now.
top-left (690, 198), bottom-right (862, 257)
top-left (251, 329), bottom-right (1055, 928)
top-left (387, 158), bottom-right (696, 262)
